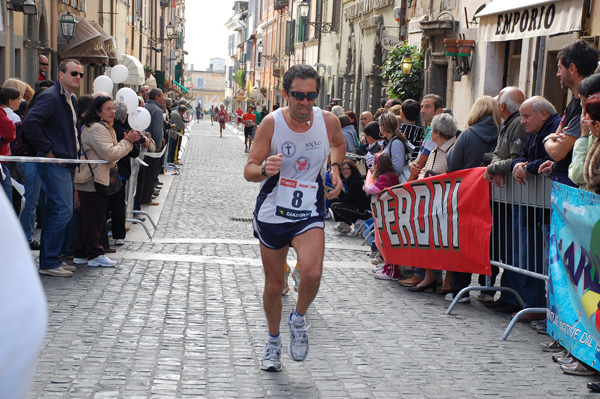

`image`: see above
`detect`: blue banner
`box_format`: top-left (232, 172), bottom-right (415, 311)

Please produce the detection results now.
top-left (548, 182), bottom-right (600, 371)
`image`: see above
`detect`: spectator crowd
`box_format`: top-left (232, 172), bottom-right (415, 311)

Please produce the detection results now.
top-left (1, 58), bottom-right (193, 276)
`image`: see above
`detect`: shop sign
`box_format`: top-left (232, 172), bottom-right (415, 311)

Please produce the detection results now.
top-left (60, 0), bottom-right (86, 11)
top-left (345, 0), bottom-right (394, 21)
top-left (476, 0), bottom-right (583, 42)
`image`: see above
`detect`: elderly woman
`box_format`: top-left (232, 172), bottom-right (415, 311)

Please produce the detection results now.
top-left (446, 95), bottom-right (499, 302)
top-left (404, 113), bottom-right (458, 293)
top-left (107, 101), bottom-right (142, 246)
top-left (73, 96), bottom-right (141, 267)
top-left (379, 111), bottom-right (410, 182)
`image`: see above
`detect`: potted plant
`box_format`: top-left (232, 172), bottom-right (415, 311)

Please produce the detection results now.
top-left (458, 39), bottom-right (475, 55)
top-left (260, 86), bottom-right (267, 96)
top-left (444, 38), bottom-right (459, 54)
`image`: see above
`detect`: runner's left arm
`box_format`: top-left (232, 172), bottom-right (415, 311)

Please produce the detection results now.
top-left (324, 111), bottom-right (346, 199)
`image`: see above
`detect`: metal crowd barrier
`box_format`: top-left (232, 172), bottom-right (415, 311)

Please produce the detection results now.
top-left (445, 173), bottom-right (552, 340)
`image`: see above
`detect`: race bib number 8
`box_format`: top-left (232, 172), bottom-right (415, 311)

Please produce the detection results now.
top-left (275, 177), bottom-right (318, 220)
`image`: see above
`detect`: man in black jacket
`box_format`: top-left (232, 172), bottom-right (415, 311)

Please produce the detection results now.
top-left (23, 59), bottom-right (82, 277)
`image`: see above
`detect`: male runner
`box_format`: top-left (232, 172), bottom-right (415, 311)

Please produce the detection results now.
top-left (244, 65), bottom-right (345, 372)
top-left (242, 105), bottom-right (257, 153)
top-left (217, 104), bottom-right (228, 137)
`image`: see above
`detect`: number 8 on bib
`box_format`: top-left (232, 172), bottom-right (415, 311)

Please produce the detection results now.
top-left (275, 177), bottom-right (318, 220)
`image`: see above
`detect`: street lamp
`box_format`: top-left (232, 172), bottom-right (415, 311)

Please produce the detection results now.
top-left (298, 0), bottom-right (331, 64)
top-left (8, 0), bottom-right (37, 15)
top-left (166, 21), bottom-right (175, 38)
top-left (400, 53), bottom-right (413, 75)
top-left (59, 11), bottom-right (78, 44)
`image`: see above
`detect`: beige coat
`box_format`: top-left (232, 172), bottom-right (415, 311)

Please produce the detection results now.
top-left (75, 121), bottom-right (133, 188)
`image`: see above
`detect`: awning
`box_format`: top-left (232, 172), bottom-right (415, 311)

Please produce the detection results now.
top-left (475, 0), bottom-right (584, 42)
top-left (88, 20), bottom-right (119, 66)
top-left (144, 74), bottom-right (157, 89)
top-left (57, 16), bottom-right (109, 65)
top-left (120, 54), bottom-right (145, 86)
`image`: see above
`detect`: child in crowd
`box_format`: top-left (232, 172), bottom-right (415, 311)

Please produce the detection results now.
top-left (363, 153), bottom-right (401, 280)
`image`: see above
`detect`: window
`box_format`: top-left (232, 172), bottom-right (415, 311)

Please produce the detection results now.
top-left (331, 0), bottom-right (341, 32)
top-left (197, 77), bottom-right (205, 88)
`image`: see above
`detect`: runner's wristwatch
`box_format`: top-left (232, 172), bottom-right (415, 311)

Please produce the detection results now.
top-left (261, 164), bottom-right (267, 176)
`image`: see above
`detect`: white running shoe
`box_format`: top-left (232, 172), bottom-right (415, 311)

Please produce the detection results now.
top-left (372, 265), bottom-right (384, 273)
top-left (88, 254), bottom-right (118, 267)
top-left (73, 257), bottom-right (88, 265)
top-left (445, 293), bottom-right (471, 303)
top-left (288, 318), bottom-right (310, 361)
top-left (260, 341), bottom-right (282, 372)
top-left (114, 239), bottom-right (125, 246)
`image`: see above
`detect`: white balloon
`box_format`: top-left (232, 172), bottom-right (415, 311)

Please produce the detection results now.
top-left (110, 65), bottom-right (129, 84)
top-left (93, 75), bottom-right (113, 95)
top-left (116, 87), bottom-right (138, 114)
top-left (129, 107), bottom-right (151, 131)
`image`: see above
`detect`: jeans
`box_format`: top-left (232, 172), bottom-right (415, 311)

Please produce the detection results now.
top-left (37, 163), bottom-right (74, 270)
top-left (1, 163), bottom-right (11, 201)
top-left (15, 162), bottom-right (41, 242)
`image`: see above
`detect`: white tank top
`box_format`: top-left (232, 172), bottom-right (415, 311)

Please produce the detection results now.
top-left (255, 107), bottom-right (330, 224)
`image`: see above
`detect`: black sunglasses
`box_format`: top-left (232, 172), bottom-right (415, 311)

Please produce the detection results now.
top-left (289, 91), bottom-right (318, 101)
top-left (40, 62), bottom-right (49, 66)
top-left (69, 71), bottom-right (84, 78)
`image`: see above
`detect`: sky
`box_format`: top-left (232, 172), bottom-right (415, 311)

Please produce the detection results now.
top-left (184, 1), bottom-right (233, 71)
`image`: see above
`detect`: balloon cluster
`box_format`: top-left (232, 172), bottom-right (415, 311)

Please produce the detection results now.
top-left (92, 65), bottom-right (151, 132)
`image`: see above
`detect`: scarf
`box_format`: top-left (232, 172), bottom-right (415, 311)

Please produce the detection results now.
top-left (583, 137), bottom-right (600, 194)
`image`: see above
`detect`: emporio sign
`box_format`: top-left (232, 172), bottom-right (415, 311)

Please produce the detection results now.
top-left (476, 0), bottom-right (583, 42)
top-left (344, 0), bottom-right (393, 21)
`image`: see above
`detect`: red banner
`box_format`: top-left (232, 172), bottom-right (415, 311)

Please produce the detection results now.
top-left (372, 167), bottom-right (492, 275)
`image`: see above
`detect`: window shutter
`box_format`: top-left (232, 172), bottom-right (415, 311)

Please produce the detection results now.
top-left (285, 20), bottom-right (295, 55)
top-left (331, 0), bottom-right (341, 32)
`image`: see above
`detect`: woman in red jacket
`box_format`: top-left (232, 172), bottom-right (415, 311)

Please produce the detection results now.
top-left (0, 87), bottom-right (19, 200)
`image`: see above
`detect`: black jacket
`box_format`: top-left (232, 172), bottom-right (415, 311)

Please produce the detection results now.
top-left (113, 119), bottom-right (141, 179)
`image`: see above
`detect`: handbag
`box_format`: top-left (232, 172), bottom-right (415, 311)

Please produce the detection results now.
top-left (84, 153), bottom-right (121, 196)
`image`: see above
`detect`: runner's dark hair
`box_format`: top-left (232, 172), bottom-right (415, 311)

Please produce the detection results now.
top-left (282, 65), bottom-right (320, 94)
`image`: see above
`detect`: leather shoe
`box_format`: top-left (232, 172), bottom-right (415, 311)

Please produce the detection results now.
top-left (147, 201), bottom-right (160, 206)
top-left (29, 240), bottom-right (41, 250)
top-left (398, 275), bottom-right (422, 287)
top-left (560, 361), bottom-right (597, 376)
top-left (437, 287), bottom-right (451, 295)
top-left (540, 340), bottom-right (563, 352)
top-left (588, 382), bottom-right (600, 392)
top-left (484, 299), bottom-right (509, 308)
top-left (104, 248), bottom-right (117, 254)
top-left (514, 312), bottom-right (545, 323)
top-left (408, 280), bottom-right (437, 292)
top-left (494, 303), bottom-right (523, 314)
top-left (60, 262), bottom-right (76, 272)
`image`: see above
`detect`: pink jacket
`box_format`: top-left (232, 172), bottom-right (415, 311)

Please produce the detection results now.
top-left (364, 172), bottom-right (399, 195)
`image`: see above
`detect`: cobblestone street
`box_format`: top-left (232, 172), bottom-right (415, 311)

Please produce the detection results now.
top-left (31, 120), bottom-right (598, 398)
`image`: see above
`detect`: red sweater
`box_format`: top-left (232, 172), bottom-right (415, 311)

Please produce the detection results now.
top-left (0, 108), bottom-right (16, 163)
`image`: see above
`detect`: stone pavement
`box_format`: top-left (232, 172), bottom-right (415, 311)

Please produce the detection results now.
top-left (30, 119), bottom-right (598, 398)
